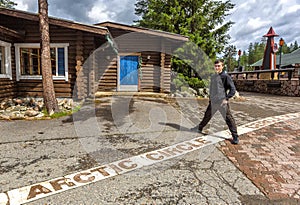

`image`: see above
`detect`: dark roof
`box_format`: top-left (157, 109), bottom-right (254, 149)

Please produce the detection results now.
top-left (0, 8), bottom-right (188, 43)
top-left (0, 7), bottom-right (108, 35)
top-left (251, 48), bottom-right (300, 67)
top-left (95, 21), bottom-right (189, 42)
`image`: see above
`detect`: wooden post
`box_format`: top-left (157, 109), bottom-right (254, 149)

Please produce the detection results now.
top-left (88, 52), bottom-right (96, 97)
top-left (160, 52), bottom-right (165, 93)
top-left (288, 70), bottom-right (292, 80)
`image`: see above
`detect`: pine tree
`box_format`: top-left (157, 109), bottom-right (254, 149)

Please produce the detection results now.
top-left (281, 41), bottom-right (289, 54)
top-left (248, 43), bottom-right (255, 65)
top-left (293, 40), bottom-right (299, 51)
top-left (0, 0), bottom-right (16, 8)
top-left (135, 0), bottom-right (234, 81)
top-left (223, 45), bottom-right (237, 72)
top-left (253, 42), bottom-right (265, 63)
top-left (135, 0), bottom-right (234, 58)
top-left (39, 0), bottom-right (59, 115)
top-left (240, 50), bottom-right (248, 70)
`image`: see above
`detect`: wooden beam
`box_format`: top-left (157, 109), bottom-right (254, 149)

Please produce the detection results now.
top-left (0, 25), bottom-right (24, 40)
top-left (97, 22), bottom-right (189, 42)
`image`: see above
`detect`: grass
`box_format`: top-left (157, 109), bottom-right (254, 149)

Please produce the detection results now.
top-left (42, 105), bottom-right (81, 119)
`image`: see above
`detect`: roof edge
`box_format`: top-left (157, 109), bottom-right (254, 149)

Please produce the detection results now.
top-left (95, 21), bottom-right (189, 42)
top-left (0, 7), bottom-right (108, 35)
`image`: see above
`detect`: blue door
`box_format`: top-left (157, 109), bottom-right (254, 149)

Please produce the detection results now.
top-left (119, 56), bottom-right (139, 91)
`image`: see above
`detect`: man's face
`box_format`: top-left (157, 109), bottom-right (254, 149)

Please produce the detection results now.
top-left (214, 62), bottom-right (223, 74)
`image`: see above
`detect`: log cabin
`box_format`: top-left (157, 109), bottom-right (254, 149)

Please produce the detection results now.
top-left (0, 8), bottom-right (188, 100)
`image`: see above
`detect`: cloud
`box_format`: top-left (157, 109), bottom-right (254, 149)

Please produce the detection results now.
top-left (87, 3), bottom-right (116, 23)
top-left (11, 0), bottom-right (300, 53)
top-left (14, 0), bottom-right (29, 10)
top-left (48, 0), bottom-right (96, 23)
top-left (227, 0), bottom-right (300, 51)
top-left (14, 0), bottom-right (137, 24)
top-left (87, 0), bottom-right (137, 24)
top-left (246, 18), bottom-right (272, 30)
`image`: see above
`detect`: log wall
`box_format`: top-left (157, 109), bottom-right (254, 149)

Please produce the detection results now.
top-left (0, 43), bottom-right (16, 100)
top-left (0, 14), bottom-right (181, 99)
top-left (96, 26), bottom-right (175, 93)
top-left (0, 14), bottom-right (106, 99)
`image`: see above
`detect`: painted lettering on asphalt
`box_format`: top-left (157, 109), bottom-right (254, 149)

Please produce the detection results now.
top-left (1, 136), bottom-right (210, 205)
top-left (1, 112), bottom-right (299, 205)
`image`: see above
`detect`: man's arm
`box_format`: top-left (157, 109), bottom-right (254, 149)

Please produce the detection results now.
top-left (225, 75), bottom-right (236, 100)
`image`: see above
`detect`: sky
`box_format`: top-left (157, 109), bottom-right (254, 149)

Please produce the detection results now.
top-left (13, 0), bottom-right (300, 54)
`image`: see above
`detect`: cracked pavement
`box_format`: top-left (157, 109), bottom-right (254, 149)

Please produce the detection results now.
top-left (0, 92), bottom-right (300, 204)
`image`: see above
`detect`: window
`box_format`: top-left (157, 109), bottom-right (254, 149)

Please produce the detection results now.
top-left (0, 40), bottom-right (12, 79)
top-left (15, 43), bottom-right (69, 81)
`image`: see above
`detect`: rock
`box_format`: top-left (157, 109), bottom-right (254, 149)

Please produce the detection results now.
top-left (188, 87), bottom-right (197, 95)
top-left (20, 106), bottom-right (27, 111)
top-left (12, 105), bottom-right (22, 111)
top-left (198, 88), bottom-right (209, 98)
top-left (0, 97), bottom-right (81, 120)
top-left (5, 107), bottom-right (13, 112)
top-left (13, 98), bottom-right (23, 105)
top-left (67, 99), bottom-right (74, 107)
top-left (58, 98), bottom-right (68, 106)
top-left (49, 110), bottom-right (54, 116)
top-left (34, 106), bottom-right (40, 111)
top-left (35, 113), bottom-right (45, 118)
top-left (182, 91), bottom-right (195, 97)
top-left (10, 112), bottom-right (25, 120)
top-left (25, 110), bottom-right (39, 117)
top-left (0, 114), bottom-right (10, 120)
top-left (64, 105), bottom-right (72, 110)
top-left (174, 92), bottom-right (183, 98)
top-left (0, 101), bottom-right (7, 109)
top-left (29, 98), bottom-right (36, 106)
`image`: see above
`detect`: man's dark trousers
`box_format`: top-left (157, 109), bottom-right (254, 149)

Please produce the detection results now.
top-left (198, 100), bottom-right (238, 137)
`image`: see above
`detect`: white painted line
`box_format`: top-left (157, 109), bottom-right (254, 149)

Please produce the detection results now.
top-left (1, 112), bottom-right (299, 205)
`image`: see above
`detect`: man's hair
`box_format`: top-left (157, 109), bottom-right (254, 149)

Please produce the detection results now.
top-left (214, 59), bottom-right (224, 65)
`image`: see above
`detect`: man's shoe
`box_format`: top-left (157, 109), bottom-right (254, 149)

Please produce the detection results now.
top-left (231, 136), bottom-right (239, 144)
top-left (190, 126), bottom-right (201, 132)
top-left (190, 126), bottom-right (208, 135)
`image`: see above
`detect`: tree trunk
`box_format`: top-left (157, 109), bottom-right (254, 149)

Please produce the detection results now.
top-left (38, 0), bottom-right (59, 115)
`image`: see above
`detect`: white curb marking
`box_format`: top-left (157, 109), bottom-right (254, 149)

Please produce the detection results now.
top-left (1, 112), bottom-right (299, 205)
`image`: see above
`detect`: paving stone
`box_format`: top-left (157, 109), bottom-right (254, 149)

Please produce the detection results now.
top-left (219, 116), bottom-right (300, 200)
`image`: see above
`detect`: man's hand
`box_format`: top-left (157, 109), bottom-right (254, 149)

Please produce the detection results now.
top-left (221, 99), bottom-right (228, 107)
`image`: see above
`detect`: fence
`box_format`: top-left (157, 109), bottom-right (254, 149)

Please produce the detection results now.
top-left (228, 68), bottom-right (300, 97)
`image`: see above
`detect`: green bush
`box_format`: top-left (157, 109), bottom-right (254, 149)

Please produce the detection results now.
top-left (172, 73), bottom-right (187, 90)
top-left (180, 86), bottom-right (189, 92)
top-left (172, 73), bottom-right (208, 94)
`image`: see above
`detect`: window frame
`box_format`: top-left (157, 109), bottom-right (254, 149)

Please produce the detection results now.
top-left (0, 40), bottom-right (12, 80)
top-left (15, 43), bottom-right (69, 81)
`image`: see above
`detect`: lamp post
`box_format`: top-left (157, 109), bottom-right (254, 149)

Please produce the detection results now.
top-left (279, 38), bottom-right (284, 69)
top-left (278, 38), bottom-right (284, 80)
top-left (238, 49), bottom-right (242, 71)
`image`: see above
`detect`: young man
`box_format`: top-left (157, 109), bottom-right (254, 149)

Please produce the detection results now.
top-left (192, 59), bottom-right (239, 144)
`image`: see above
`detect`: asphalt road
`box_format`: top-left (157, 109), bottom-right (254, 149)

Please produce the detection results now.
top-left (0, 92), bottom-right (300, 205)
